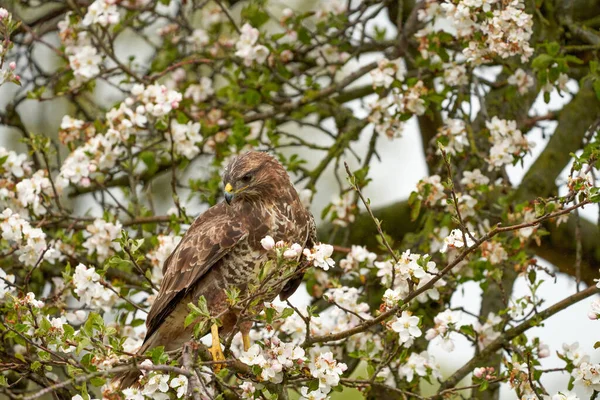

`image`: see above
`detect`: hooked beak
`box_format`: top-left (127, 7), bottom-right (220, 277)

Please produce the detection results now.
top-left (224, 183), bottom-right (234, 205)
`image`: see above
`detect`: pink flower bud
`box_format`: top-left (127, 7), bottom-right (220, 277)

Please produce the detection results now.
top-left (9, 62), bottom-right (16, 70)
top-left (260, 235), bottom-right (275, 251)
top-left (588, 312), bottom-right (598, 320)
top-left (473, 367), bottom-right (485, 378)
top-left (0, 8), bottom-right (9, 20)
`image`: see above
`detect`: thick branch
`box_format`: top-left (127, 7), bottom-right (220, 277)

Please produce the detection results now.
top-left (515, 82), bottom-right (600, 201)
top-left (436, 285), bottom-right (600, 395)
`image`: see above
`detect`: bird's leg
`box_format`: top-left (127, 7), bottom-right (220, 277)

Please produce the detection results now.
top-left (208, 323), bottom-right (225, 372)
top-left (242, 333), bottom-right (251, 352)
top-left (240, 320), bottom-right (252, 352)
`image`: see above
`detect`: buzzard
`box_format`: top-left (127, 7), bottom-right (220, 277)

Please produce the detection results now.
top-left (116, 151), bottom-right (316, 388)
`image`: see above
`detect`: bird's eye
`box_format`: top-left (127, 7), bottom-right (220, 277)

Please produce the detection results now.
top-left (241, 173), bottom-right (253, 183)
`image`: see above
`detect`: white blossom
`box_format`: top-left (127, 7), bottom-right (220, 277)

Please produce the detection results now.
top-left (184, 77), bottom-right (214, 103)
top-left (69, 46), bottom-right (102, 80)
top-left (437, 118), bottom-right (469, 155)
top-left (147, 234), bottom-right (182, 283)
top-left (300, 387), bottom-right (328, 400)
top-left (399, 351), bottom-right (441, 382)
top-left (588, 298), bottom-right (600, 320)
top-left (142, 373), bottom-right (170, 397)
top-left (16, 170), bottom-right (52, 215)
top-left (573, 362), bottom-right (600, 396)
top-left (480, 241), bottom-right (508, 264)
top-left (235, 24), bottom-right (269, 66)
top-left (82, 0), bottom-right (120, 27)
top-left (461, 169), bottom-right (490, 188)
top-left (546, 392), bottom-right (580, 400)
top-left (390, 311), bottom-right (422, 345)
top-left (24, 292), bottom-right (44, 308)
top-left (168, 120), bottom-right (202, 159)
top-left (82, 219), bottom-right (122, 262)
top-left (474, 312), bottom-right (502, 349)
top-left (417, 175), bottom-right (446, 206)
top-left (309, 351), bottom-right (347, 393)
top-left (339, 245), bottom-right (377, 272)
top-left (122, 387), bottom-right (144, 400)
top-left (304, 243), bottom-right (335, 270)
top-left (561, 342), bottom-right (590, 367)
top-left (508, 68), bottom-right (535, 94)
top-left (425, 309), bottom-right (462, 351)
top-left (283, 243), bottom-right (303, 259)
top-left (443, 63), bottom-right (469, 86)
top-left (370, 58), bottom-right (405, 88)
top-left (0, 147), bottom-right (31, 178)
top-left (440, 229), bottom-right (475, 253)
top-left (486, 116), bottom-right (533, 169)
top-left (170, 375), bottom-right (188, 398)
top-left (0, 268), bottom-right (15, 300)
top-left (239, 381), bottom-right (256, 399)
top-left (72, 263), bottom-right (116, 310)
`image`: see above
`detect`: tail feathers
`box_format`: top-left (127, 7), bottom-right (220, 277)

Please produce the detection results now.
top-left (111, 336), bottom-right (154, 391)
top-left (112, 368), bottom-right (143, 391)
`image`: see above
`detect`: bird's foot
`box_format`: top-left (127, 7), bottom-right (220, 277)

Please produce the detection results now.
top-left (209, 323), bottom-right (225, 373)
top-left (242, 332), bottom-right (251, 352)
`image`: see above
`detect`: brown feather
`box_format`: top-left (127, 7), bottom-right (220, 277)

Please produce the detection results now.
top-left (114, 151), bottom-right (317, 390)
top-left (145, 204), bottom-right (247, 341)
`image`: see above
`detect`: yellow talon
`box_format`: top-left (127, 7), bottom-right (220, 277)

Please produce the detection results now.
top-left (242, 332), bottom-right (251, 352)
top-left (208, 323), bottom-right (225, 373)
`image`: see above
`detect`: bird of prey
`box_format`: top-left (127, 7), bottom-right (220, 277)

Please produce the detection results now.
top-left (116, 151), bottom-right (316, 389)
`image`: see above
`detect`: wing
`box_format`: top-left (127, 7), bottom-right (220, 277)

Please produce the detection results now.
top-left (279, 209), bottom-right (316, 301)
top-left (145, 203), bottom-right (247, 340)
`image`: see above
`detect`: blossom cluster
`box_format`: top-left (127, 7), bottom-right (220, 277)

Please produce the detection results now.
top-left (120, 362), bottom-right (191, 400)
top-left (418, 0), bottom-right (534, 65)
top-left (235, 23), bottom-right (269, 66)
top-left (58, 83), bottom-right (185, 187)
top-left (486, 116), bottom-right (533, 169)
top-left (0, 208), bottom-right (59, 267)
top-left (368, 80), bottom-right (428, 139)
top-left (146, 234), bottom-right (182, 283)
top-left (72, 263), bottom-right (117, 310)
top-left (425, 309), bottom-right (463, 351)
top-left (239, 338), bottom-right (306, 383)
top-left (82, 219), bottom-right (122, 262)
top-left (376, 250), bottom-right (446, 303)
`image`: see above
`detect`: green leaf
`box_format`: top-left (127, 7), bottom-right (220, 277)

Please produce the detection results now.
top-left (546, 42), bottom-right (560, 57)
top-left (264, 307), bottom-right (275, 324)
top-left (184, 313), bottom-right (197, 328)
top-left (534, 202), bottom-right (545, 217)
top-left (147, 346), bottom-right (167, 364)
top-left (532, 54), bottom-right (554, 69)
top-left (31, 361), bottom-right (42, 372)
top-left (410, 198), bottom-right (422, 222)
top-left (140, 151), bottom-right (159, 175)
top-left (460, 324), bottom-right (476, 337)
top-left (281, 308), bottom-right (294, 319)
top-left (528, 269), bottom-right (537, 284)
top-left (479, 379), bottom-right (489, 391)
top-left (90, 377), bottom-right (106, 387)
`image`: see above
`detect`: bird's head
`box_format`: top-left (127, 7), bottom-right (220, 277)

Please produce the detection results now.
top-left (222, 151), bottom-right (289, 205)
